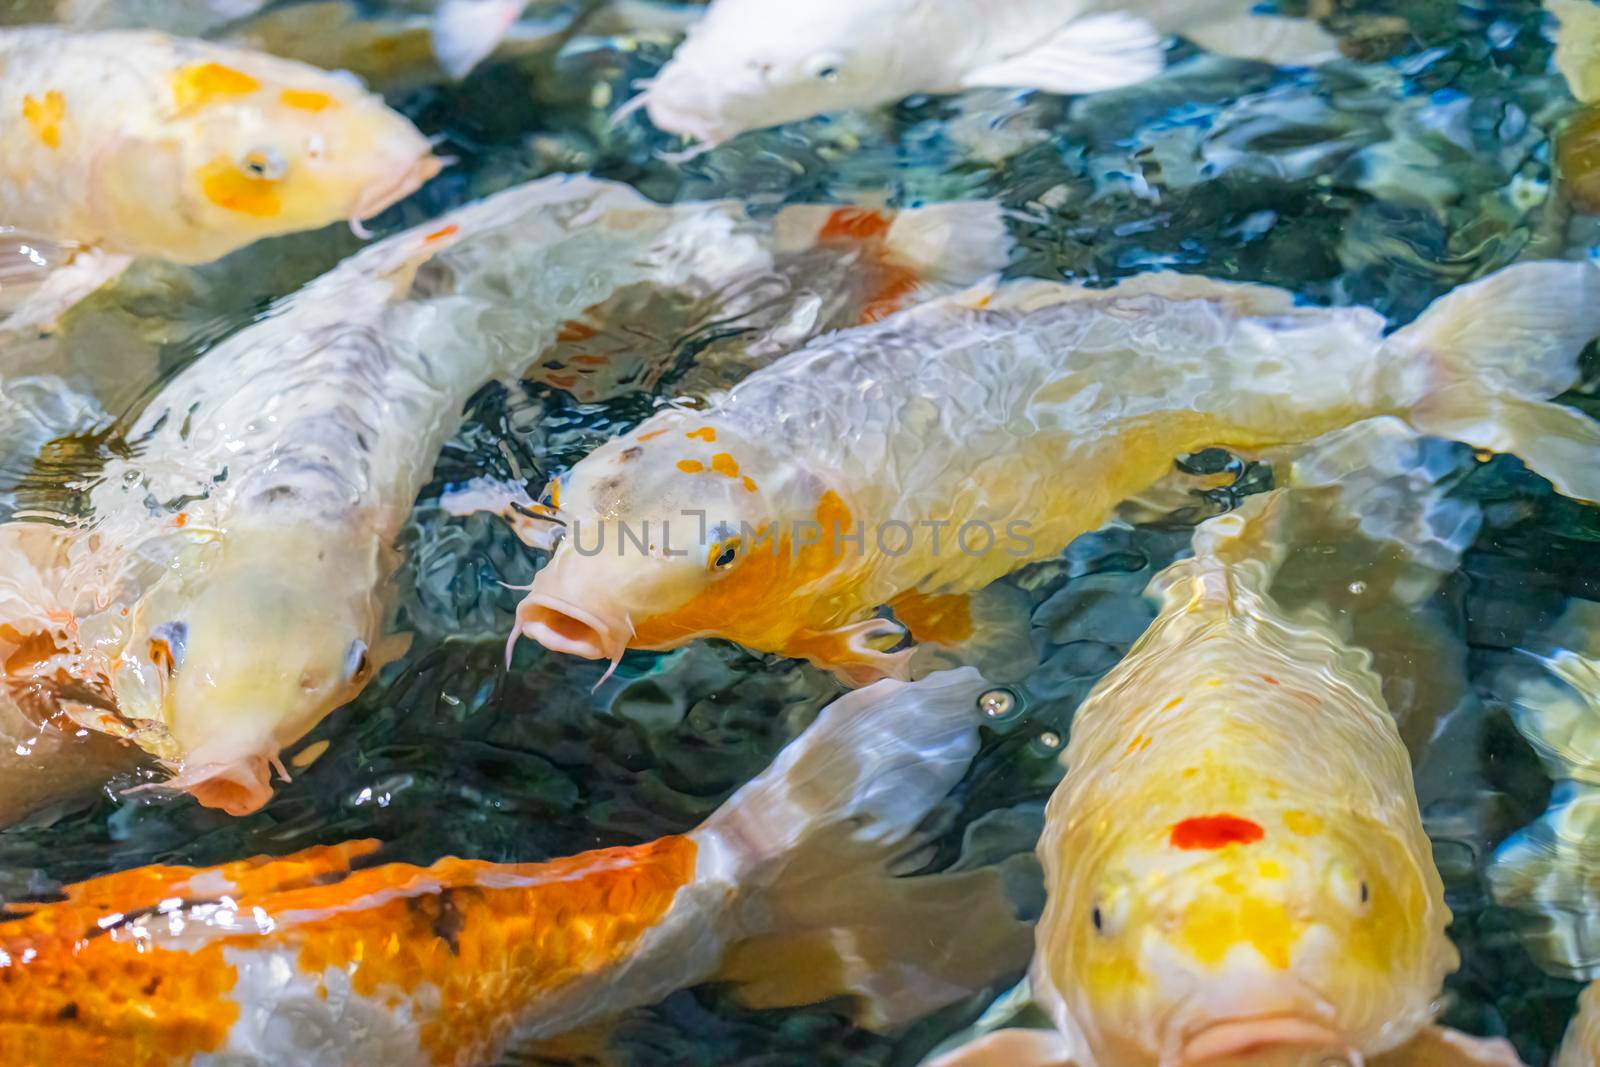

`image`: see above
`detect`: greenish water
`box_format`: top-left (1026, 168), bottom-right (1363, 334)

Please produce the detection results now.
top-left (2, 0), bottom-right (1598, 1063)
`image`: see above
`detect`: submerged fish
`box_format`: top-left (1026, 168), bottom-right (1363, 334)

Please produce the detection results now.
top-left (515, 262), bottom-right (1600, 683)
top-left (12, 0), bottom-right (269, 36)
top-left (1486, 599), bottom-right (1600, 977)
top-left (0, 668), bottom-right (1027, 1064)
top-left (0, 178), bottom-right (1004, 816)
top-left (0, 28), bottom-right (439, 327)
top-left (925, 492), bottom-right (1522, 1067)
top-left (1551, 0), bottom-right (1600, 105)
top-left (430, 0), bottom-right (701, 80)
top-left (634, 0), bottom-right (1338, 148)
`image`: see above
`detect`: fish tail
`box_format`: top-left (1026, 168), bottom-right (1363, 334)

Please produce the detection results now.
top-left (432, 0), bottom-right (527, 78)
top-left (1488, 604), bottom-right (1600, 976)
top-left (1389, 259), bottom-right (1600, 504)
top-left (693, 667), bottom-right (1031, 1030)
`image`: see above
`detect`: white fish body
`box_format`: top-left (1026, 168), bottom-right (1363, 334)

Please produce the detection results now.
top-left (47, 0), bottom-right (269, 35)
top-left (639, 0), bottom-right (1339, 146)
top-left (430, 0), bottom-right (701, 80)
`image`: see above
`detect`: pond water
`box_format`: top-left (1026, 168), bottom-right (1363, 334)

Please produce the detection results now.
top-left (1, 0), bottom-right (1598, 1063)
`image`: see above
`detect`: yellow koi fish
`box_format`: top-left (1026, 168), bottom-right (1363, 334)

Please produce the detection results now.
top-left (515, 261), bottom-right (1600, 683)
top-left (0, 669), bottom-right (1027, 1065)
top-left (1551, 0), bottom-right (1600, 105)
top-left (926, 492), bottom-right (1523, 1067)
top-left (0, 28), bottom-right (439, 327)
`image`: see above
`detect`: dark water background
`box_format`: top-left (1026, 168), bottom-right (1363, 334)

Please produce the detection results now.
top-left (3, 0), bottom-right (1600, 1062)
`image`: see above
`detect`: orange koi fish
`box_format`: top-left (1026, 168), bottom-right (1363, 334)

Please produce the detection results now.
top-left (0, 668), bottom-right (1028, 1065)
top-left (516, 261), bottom-right (1600, 683)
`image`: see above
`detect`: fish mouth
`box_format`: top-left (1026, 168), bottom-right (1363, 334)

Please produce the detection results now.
top-left (515, 593), bottom-right (628, 665)
top-left (1179, 1014), bottom-right (1351, 1065)
top-left (349, 154), bottom-right (447, 235)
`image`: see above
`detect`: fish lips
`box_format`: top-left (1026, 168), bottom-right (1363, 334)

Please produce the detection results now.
top-left (1177, 1013), bottom-right (1351, 1065)
top-left (515, 592), bottom-right (628, 664)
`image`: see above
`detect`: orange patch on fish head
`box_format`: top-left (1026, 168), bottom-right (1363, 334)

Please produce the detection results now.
top-left (21, 90), bottom-right (66, 149)
top-left (280, 88), bottom-right (338, 112)
top-left (1170, 813), bottom-right (1265, 850)
top-left (171, 62), bottom-right (262, 115)
top-left (818, 207), bottom-right (891, 242)
top-left (198, 155), bottom-right (284, 217)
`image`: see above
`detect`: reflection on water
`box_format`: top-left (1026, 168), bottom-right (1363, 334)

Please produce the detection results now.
top-left (0, 0), bottom-right (1597, 1062)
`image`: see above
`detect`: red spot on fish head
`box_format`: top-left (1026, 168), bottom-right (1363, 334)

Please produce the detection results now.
top-left (425, 223), bottom-right (459, 243)
top-left (1170, 814), bottom-right (1264, 850)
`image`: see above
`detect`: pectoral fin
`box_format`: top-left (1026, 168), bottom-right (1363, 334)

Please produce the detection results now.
top-left (922, 1029), bottom-right (1077, 1067)
top-left (1370, 1025), bottom-right (1526, 1067)
top-left (0, 243), bottom-right (131, 335)
top-left (960, 12), bottom-right (1166, 96)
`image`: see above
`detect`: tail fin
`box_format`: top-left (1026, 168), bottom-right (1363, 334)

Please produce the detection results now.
top-left (432, 0), bottom-right (525, 78)
top-left (1387, 260), bottom-right (1600, 504)
top-left (883, 200), bottom-right (1014, 288)
top-left (1550, 0), bottom-right (1600, 104)
top-left (694, 668), bottom-right (1032, 1029)
top-left (1487, 600), bottom-right (1600, 977)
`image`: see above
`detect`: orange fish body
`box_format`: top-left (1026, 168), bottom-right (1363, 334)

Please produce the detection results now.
top-left (0, 668), bottom-right (1027, 1065)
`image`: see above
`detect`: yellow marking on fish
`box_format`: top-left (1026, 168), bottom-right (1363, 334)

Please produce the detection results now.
top-left (638, 428), bottom-right (671, 442)
top-left (676, 459), bottom-right (704, 474)
top-left (199, 157), bottom-right (282, 217)
top-left (1161, 696), bottom-right (1182, 712)
top-left (742, 476), bottom-right (758, 493)
top-left (888, 590), bottom-right (973, 646)
top-left (1086, 952), bottom-right (1145, 994)
top-left (22, 91), bottom-right (65, 149)
top-left (172, 62), bottom-right (262, 114)
top-left (710, 453), bottom-right (740, 478)
top-left (1283, 810), bottom-right (1322, 836)
top-left (1179, 873), bottom-right (1297, 969)
top-left (291, 739), bottom-right (331, 769)
top-left (280, 88), bottom-right (337, 112)
top-left (1257, 859), bottom-right (1285, 879)
top-left (686, 427), bottom-right (716, 442)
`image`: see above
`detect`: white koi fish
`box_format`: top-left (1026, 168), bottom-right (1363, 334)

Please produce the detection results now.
top-left (515, 261), bottom-right (1600, 684)
top-left (0, 178), bottom-right (1007, 817)
top-left (0, 668), bottom-right (1027, 1064)
top-left (22, 0), bottom-right (269, 36)
top-left (926, 491), bottom-right (1525, 1067)
top-left (633, 0), bottom-right (1339, 149)
top-left (0, 29), bottom-right (440, 328)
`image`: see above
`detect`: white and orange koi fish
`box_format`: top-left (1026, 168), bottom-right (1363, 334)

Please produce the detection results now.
top-left (0, 28), bottom-right (439, 328)
top-left (0, 668), bottom-right (1027, 1065)
top-left (515, 261), bottom-right (1600, 684)
top-left (926, 492), bottom-right (1524, 1067)
top-left (0, 177), bottom-right (1007, 817)
top-left (632, 0), bottom-right (1336, 149)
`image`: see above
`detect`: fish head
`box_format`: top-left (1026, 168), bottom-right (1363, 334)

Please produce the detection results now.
top-left (642, 2), bottom-right (913, 146)
top-left (113, 525), bottom-right (384, 814)
top-left (518, 413), bottom-right (837, 667)
top-left (1041, 798), bottom-right (1452, 1066)
top-left (94, 56), bottom-right (439, 262)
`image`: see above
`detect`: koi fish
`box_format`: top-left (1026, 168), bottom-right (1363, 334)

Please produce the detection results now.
top-left (1551, 0), bottom-right (1600, 105)
top-left (632, 0), bottom-right (1338, 149)
top-left (1560, 107), bottom-right (1600, 215)
top-left (0, 28), bottom-right (440, 329)
top-left (515, 261), bottom-right (1600, 683)
top-left (0, 668), bottom-right (1028, 1064)
top-left (14, 0), bottom-right (269, 36)
top-left (924, 492), bottom-right (1524, 1067)
top-left (431, 0), bottom-right (702, 80)
top-left (1560, 982), bottom-right (1600, 1066)
top-left (1486, 599), bottom-right (1600, 977)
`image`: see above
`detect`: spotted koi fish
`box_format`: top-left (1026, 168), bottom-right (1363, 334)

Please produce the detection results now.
top-left (926, 491), bottom-right (1524, 1067)
top-left (0, 28), bottom-right (438, 328)
top-left (0, 668), bottom-right (1027, 1065)
top-left (516, 260), bottom-right (1600, 683)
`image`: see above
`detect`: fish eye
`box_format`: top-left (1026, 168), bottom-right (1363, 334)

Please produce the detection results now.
top-left (805, 52), bottom-right (845, 82)
top-left (1091, 886), bottom-right (1130, 936)
top-left (1092, 905), bottom-right (1104, 932)
top-left (709, 538), bottom-right (742, 571)
top-left (1328, 860), bottom-right (1369, 913)
top-left (344, 639), bottom-right (372, 684)
top-left (240, 146), bottom-right (289, 181)
top-left (149, 621), bottom-right (188, 674)
top-left (546, 525), bottom-right (568, 552)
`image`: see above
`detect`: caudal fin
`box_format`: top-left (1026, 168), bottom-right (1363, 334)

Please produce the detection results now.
top-left (1388, 260), bottom-right (1600, 504)
top-left (694, 668), bottom-right (1033, 1029)
top-left (432, 0), bottom-right (526, 78)
top-left (1487, 600), bottom-right (1600, 977)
